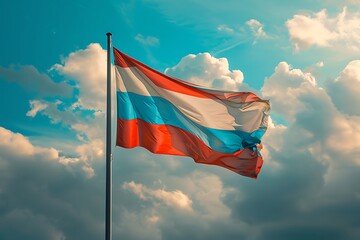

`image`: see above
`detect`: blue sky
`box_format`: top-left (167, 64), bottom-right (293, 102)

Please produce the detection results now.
top-left (1, 0), bottom-right (360, 239)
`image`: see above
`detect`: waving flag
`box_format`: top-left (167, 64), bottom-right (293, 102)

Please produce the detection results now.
top-left (114, 48), bottom-right (270, 178)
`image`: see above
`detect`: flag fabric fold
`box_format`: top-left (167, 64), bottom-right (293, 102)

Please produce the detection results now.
top-left (113, 47), bottom-right (270, 178)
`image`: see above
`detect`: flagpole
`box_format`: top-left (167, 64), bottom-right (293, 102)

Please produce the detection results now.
top-left (105, 32), bottom-right (112, 240)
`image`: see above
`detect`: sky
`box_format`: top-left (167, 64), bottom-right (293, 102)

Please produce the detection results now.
top-left (0, 0), bottom-right (360, 239)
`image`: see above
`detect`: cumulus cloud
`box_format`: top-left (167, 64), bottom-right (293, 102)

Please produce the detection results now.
top-left (0, 126), bottom-right (105, 240)
top-left (0, 126), bottom-right (59, 160)
top-left (286, 7), bottom-right (360, 52)
top-left (123, 181), bottom-right (193, 211)
top-left (0, 126), bottom-right (81, 168)
top-left (4, 40), bottom-right (360, 239)
top-left (116, 58), bottom-right (360, 239)
top-left (135, 34), bottom-right (160, 46)
top-left (24, 116), bottom-right (103, 176)
top-left (261, 60), bottom-right (360, 169)
top-left (303, 61), bottom-right (325, 76)
top-left (0, 64), bottom-right (72, 97)
top-left (28, 44), bottom-right (109, 176)
top-left (25, 98), bottom-right (104, 174)
top-left (261, 61), bottom-right (317, 119)
top-left (117, 169), bottom-right (251, 240)
top-left (165, 52), bottom-right (244, 90)
top-left (326, 60), bottom-right (360, 115)
top-left (175, 171), bottom-right (233, 220)
top-left (115, 209), bottom-right (162, 240)
top-left (52, 43), bottom-right (107, 111)
top-left (220, 60), bottom-right (360, 239)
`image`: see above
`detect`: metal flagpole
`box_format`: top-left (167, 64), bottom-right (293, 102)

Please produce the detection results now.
top-left (105, 32), bottom-right (112, 240)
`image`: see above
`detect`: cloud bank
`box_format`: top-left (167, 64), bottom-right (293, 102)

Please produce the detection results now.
top-left (1, 42), bottom-right (360, 239)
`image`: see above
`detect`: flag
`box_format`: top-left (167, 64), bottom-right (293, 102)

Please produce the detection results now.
top-left (113, 48), bottom-right (270, 178)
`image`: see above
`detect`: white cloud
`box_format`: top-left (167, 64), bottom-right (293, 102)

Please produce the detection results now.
top-left (5, 41), bottom-right (360, 239)
top-left (261, 61), bottom-right (317, 119)
top-left (116, 209), bottom-right (161, 239)
top-left (217, 24), bottom-right (235, 34)
top-left (123, 181), bottom-right (193, 211)
top-left (26, 100), bottom-right (103, 177)
top-left (122, 170), bottom-right (235, 222)
top-left (0, 126), bottom-right (63, 162)
top-left (0, 126), bottom-right (37, 157)
top-left (177, 171), bottom-right (233, 220)
top-left (262, 60), bottom-right (360, 169)
top-left (3, 39), bottom-right (360, 239)
top-left (29, 44), bottom-right (110, 177)
top-left (303, 61), bottom-right (325, 77)
top-left (229, 60), bottom-right (360, 239)
top-left (52, 43), bottom-right (107, 111)
top-left (286, 7), bottom-right (360, 52)
top-left (260, 118), bottom-right (286, 170)
top-left (165, 52), bottom-right (244, 91)
top-left (324, 115), bottom-right (360, 165)
top-left (135, 34), bottom-right (160, 46)
top-left (326, 60), bottom-right (360, 115)
top-left (118, 169), bottom-right (253, 239)
top-left (0, 126), bottom-right (82, 168)
top-left (0, 128), bottom-right (106, 239)
top-left (246, 19), bottom-right (267, 39)
top-left (26, 100), bottom-right (78, 126)
top-left (26, 100), bottom-right (48, 117)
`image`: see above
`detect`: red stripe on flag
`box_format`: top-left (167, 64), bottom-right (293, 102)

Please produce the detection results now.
top-left (116, 118), bottom-right (263, 178)
top-left (114, 48), bottom-right (210, 98)
top-left (114, 48), bottom-right (261, 102)
top-left (114, 48), bottom-right (135, 68)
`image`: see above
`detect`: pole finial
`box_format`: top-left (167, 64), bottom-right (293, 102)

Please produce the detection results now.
top-left (106, 32), bottom-right (112, 36)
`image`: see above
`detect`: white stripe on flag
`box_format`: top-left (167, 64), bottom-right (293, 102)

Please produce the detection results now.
top-left (115, 66), bottom-right (269, 133)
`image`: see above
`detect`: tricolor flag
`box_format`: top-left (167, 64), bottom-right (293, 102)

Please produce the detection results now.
top-left (114, 48), bottom-right (270, 178)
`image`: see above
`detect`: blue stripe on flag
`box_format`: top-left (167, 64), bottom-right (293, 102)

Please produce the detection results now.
top-left (117, 91), bottom-right (263, 153)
